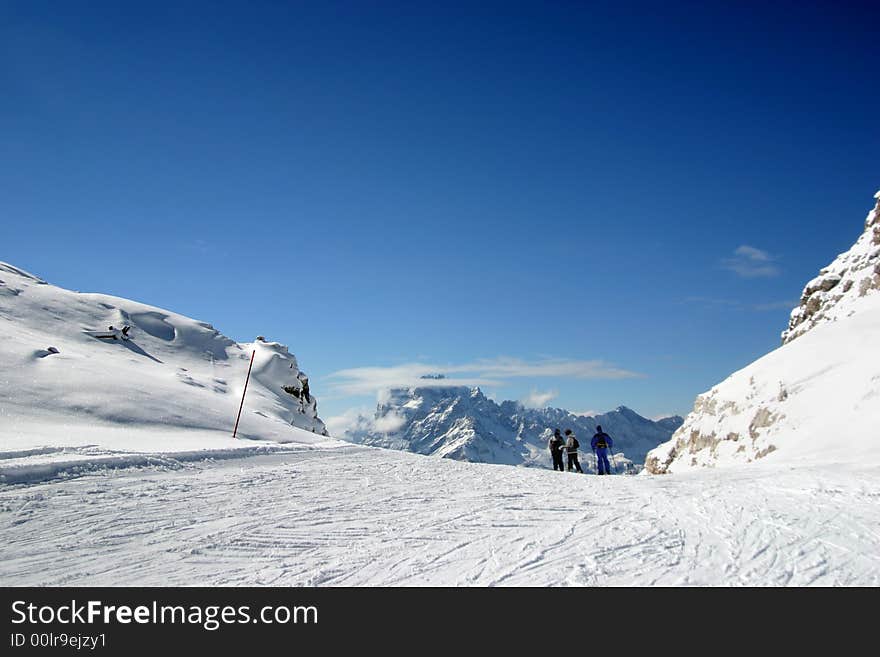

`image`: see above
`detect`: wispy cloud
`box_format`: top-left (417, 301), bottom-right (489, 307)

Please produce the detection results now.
top-left (179, 239), bottom-right (226, 257)
top-left (682, 296), bottom-right (743, 309)
top-left (323, 407), bottom-right (369, 438)
top-left (326, 366), bottom-right (501, 397)
top-left (326, 357), bottom-right (643, 396)
top-left (721, 245), bottom-right (781, 278)
top-left (521, 389), bottom-right (558, 408)
top-left (752, 300), bottom-right (797, 312)
top-left (734, 245), bottom-right (772, 261)
top-left (681, 296), bottom-right (795, 312)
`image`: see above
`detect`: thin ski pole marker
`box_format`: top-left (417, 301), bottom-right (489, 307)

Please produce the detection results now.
top-left (233, 349), bottom-right (256, 438)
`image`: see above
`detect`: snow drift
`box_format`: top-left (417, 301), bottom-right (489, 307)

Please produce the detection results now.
top-left (646, 191), bottom-right (880, 473)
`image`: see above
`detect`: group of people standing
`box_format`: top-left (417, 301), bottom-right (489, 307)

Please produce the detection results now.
top-left (548, 426), bottom-right (615, 475)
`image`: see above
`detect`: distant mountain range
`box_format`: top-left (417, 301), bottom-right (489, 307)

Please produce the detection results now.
top-left (342, 383), bottom-right (683, 471)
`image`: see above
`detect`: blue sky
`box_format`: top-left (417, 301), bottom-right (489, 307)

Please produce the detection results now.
top-left (2, 1), bottom-right (877, 423)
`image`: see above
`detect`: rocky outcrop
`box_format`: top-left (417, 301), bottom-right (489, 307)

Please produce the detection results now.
top-left (782, 191), bottom-right (880, 344)
top-left (250, 338), bottom-right (327, 435)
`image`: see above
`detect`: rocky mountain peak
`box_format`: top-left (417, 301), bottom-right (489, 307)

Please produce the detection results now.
top-left (781, 191), bottom-right (880, 344)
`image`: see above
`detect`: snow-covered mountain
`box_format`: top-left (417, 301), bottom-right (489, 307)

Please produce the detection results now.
top-left (343, 382), bottom-right (683, 471)
top-left (646, 191), bottom-right (880, 474)
top-left (0, 261), bottom-right (328, 481)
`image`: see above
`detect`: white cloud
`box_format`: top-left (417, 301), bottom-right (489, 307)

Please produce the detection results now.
top-left (521, 389), bottom-right (558, 408)
top-left (325, 357), bottom-right (643, 396)
top-left (721, 245), bottom-right (781, 278)
top-left (323, 406), bottom-right (408, 439)
top-left (323, 406), bottom-right (370, 438)
top-left (373, 411), bottom-right (407, 434)
top-left (734, 245), bottom-right (771, 261)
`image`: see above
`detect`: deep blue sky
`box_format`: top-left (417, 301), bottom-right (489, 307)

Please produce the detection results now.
top-left (2, 1), bottom-right (877, 422)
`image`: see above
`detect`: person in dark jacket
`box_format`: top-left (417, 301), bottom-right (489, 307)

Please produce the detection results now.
top-left (591, 425), bottom-right (614, 475)
top-left (297, 372), bottom-right (311, 403)
top-left (564, 429), bottom-right (583, 473)
top-left (301, 378), bottom-right (310, 403)
top-left (548, 428), bottom-right (566, 471)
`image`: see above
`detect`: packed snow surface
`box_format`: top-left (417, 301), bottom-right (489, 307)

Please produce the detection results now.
top-left (1, 448), bottom-right (878, 586)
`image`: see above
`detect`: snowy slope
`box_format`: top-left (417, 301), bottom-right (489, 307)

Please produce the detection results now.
top-left (0, 262), bottom-right (332, 482)
top-left (343, 383), bottom-right (682, 470)
top-left (646, 191), bottom-right (880, 473)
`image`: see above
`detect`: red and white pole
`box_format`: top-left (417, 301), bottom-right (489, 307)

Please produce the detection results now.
top-left (232, 349), bottom-right (256, 438)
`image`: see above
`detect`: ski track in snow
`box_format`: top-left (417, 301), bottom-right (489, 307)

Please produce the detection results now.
top-left (1, 445), bottom-right (878, 587)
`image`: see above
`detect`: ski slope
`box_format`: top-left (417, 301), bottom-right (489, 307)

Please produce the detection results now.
top-left (1, 445), bottom-right (878, 586)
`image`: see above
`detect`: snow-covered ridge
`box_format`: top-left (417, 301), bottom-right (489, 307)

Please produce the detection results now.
top-left (0, 261), bottom-right (329, 482)
top-left (646, 191), bottom-right (880, 474)
top-left (343, 385), bottom-right (682, 470)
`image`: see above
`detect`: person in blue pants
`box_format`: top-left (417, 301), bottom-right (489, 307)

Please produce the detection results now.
top-left (591, 425), bottom-right (614, 475)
